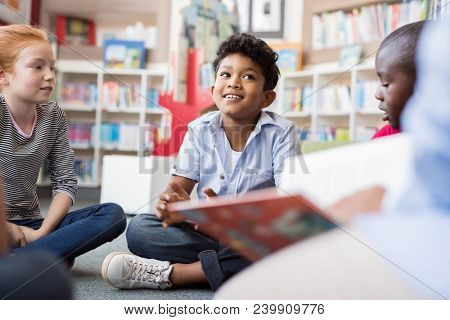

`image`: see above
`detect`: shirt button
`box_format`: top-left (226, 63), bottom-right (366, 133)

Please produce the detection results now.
top-left (219, 175), bottom-right (225, 180)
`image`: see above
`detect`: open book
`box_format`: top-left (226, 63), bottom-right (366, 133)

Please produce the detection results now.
top-left (168, 188), bottom-right (336, 261)
top-left (168, 134), bottom-right (412, 261)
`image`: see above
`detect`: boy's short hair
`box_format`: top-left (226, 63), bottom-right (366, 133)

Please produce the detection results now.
top-left (213, 33), bottom-right (280, 91)
top-left (379, 21), bottom-right (426, 76)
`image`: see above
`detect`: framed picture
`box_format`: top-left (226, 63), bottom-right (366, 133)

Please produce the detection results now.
top-left (56, 16), bottom-right (96, 46)
top-left (269, 42), bottom-right (302, 73)
top-left (103, 40), bottom-right (146, 69)
top-left (238, 0), bottom-right (284, 38)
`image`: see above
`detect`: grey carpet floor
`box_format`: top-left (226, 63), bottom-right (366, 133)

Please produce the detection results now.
top-left (71, 223), bottom-right (213, 300)
top-left (39, 189), bottom-right (213, 300)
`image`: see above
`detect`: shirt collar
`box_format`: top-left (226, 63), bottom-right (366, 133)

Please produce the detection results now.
top-left (206, 110), bottom-right (279, 134)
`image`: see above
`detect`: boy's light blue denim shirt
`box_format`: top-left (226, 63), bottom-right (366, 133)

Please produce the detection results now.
top-left (171, 110), bottom-right (300, 199)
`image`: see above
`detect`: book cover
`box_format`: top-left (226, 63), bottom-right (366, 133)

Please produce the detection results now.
top-left (168, 188), bottom-right (336, 261)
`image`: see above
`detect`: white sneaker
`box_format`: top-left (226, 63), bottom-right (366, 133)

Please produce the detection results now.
top-left (102, 252), bottom-right (173, 289)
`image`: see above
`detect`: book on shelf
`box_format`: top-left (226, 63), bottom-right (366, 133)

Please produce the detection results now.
top-left (318, 85), bottom-right (351, 113)
top-left (311, 0), bottom-right (428, 50)
top-left (102, 81), bottom-right (141, 109)
top-left (168, 188), bottom-right (337, 261)
top-left (68, 122), bottom-right (94, 148)
top-left (103, 39), bottom-right (146, 69)
top-left (74, 158), bottom-right (94, 184)
top-left (317, 126), bottom-right (349, 142)
top-left (269, 42), bottom-right (303, 73)
top-left (296, 127), bottom-right (311, 141)
top-left (100, 122), bottom-right (153, 151)
top-left (355, 80), bottom-right (379, 111)
top-left (61, 82), bottom-right (97, 107)
top-left (146, 88), bottom-right (160, 109)
top-left (281, 85), bottom-right (313, 113)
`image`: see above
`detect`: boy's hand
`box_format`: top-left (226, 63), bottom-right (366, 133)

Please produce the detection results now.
top-left (202, 188), bottom-right (217, 199)
top-left (6, 222), bottom-right (27, 247)
top-left (327, 186), bottom-right (385, 223)
top-left (156, 182), bottom-right (190, 228)
top-left (18, 225), bottom-right (45, 243)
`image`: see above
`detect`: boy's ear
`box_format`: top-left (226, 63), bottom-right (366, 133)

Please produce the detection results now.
top-left (261, 90), bottom-right (276, 109)
top-left (210, 85), bottom-right (215, 95)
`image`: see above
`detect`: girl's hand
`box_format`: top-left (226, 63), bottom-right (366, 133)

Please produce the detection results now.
top-left (18, 225), bottom-right (45, 243)
top-left (6, 222), bottom-right (27, 247)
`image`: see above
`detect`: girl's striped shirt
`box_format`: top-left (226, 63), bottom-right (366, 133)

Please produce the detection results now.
top-left (0, 95), bottom-right (77, 220)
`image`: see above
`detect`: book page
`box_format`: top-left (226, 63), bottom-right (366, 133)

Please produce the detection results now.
top-left (280, 134), bottom-right (413, 208)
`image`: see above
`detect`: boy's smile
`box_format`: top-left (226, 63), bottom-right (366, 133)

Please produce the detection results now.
top-left (211, 53), bottom-right (275, 124)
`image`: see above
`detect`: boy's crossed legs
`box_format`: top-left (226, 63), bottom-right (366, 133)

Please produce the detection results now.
top-left (102, 214), bottom-right (250, 290)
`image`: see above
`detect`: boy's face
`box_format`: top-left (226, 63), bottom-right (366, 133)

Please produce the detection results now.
top-left (211, 53), bottom-right (276, 123)
top-left (0, 42), bottom-right (56, 106)
top-left (375, 46), bottom-right (415, 129)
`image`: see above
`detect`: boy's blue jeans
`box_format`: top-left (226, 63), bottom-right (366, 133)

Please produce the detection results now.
top-left (11, 203), bottom-right (126, 260)
top-left (126, 214), bottom-right (251, 291)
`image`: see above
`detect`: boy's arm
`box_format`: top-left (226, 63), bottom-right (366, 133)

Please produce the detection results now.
top-left (273, 125), bottom-right (302, 187)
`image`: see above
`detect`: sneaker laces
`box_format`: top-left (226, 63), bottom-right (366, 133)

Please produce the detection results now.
top-left (127, 256), bottom-right (172, 288)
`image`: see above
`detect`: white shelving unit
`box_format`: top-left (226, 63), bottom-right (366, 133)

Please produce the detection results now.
top-left (272, 62), bottom-right (384, 142)
top-left (46, 60), bottom-right (171, 187)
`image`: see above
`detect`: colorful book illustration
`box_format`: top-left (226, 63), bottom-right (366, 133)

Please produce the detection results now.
top-left (168, 188), bottom-right (336, 261)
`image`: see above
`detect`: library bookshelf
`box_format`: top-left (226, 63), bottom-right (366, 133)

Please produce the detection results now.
top-left (38, 60), bottom-right (170, 187)
top-left (271, 62), bottom-right (384, 142)
top-left (302, 0), bottom-right (428, 64)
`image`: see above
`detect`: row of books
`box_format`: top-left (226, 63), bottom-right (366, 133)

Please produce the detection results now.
top-left (312, 0), bottom-right (428, 49)
top-left (74, 158), bottom-right (95, 184)
top-left (429, 0), bottom-right (450, 19)
top-left (318, 85), bottom-right (351, 113)
top-left (102, 81), bottom-right (141, 108)
top-left (296, 127), bottom-right (311, 141)
top-left (317, 127), bottom-right (350, 142)
top-left (68, 120), bottom-right (169, 151)
top-left (68, 122), bottom-right (93, 148)
top-left (295, 127), bottom-right (349, 142)
top-left (281, 85), bottom-right (314, 113)
top-left (281, 81), bottom-right (381, 113)
top-left (100, 122), bottom-right (153, 151)
top-left (61, 82), bottom-right (97, 106)
top-left (146, 88), bottom-right (160, 109)
top-left (355, 80), bottom-right (379, 110)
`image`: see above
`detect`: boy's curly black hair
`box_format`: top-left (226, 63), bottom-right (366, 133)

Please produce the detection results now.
top-left (213, 33), bottom-right (280, 91)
